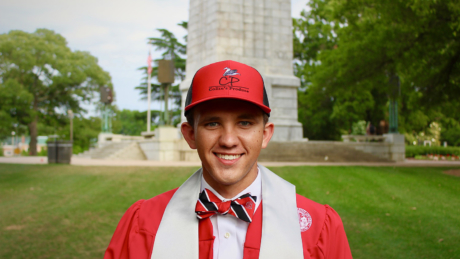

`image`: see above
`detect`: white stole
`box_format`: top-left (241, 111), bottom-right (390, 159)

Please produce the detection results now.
top-left (151, 165), bottom-right (303, 259)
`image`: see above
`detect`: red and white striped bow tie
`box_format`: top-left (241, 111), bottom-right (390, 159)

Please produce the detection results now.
top-left (195, 188), bottom-right (257, 223)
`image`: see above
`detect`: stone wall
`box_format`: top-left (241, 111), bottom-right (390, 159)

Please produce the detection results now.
top-left (138, 127), bottom-right (180, 161)
top-left (259, 139), bottom-right (405, 162)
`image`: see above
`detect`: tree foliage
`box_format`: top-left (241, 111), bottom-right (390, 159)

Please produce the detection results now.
top-left (0, 29), bottom-right (112, 154)
top-left (135, 22), bottom-right (187, 126)
top-left (112, 109), bottom-right (160, 136)
top-left (294, 0), bottom-right (460, 144)
top-left (0, 79), bottom-right (33, 138)
top-left (54, 116), bottom-right (101, 154)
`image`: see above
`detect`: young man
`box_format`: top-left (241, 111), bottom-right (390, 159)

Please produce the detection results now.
top-left (104, 60), bottom-right (353, 259)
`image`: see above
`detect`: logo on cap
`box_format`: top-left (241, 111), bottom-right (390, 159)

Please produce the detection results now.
top-left (223, 67), bottom-right (240, 77)
top-left (209, 67), bottom-right (249, 93)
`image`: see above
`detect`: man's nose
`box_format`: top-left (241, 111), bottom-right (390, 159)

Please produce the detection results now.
top-left (218, 126), bottom-right (239, 148)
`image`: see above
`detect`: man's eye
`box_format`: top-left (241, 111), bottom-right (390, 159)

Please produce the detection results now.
top-left (240, 121), bottom-right (251, 126)
top-left (206, 122), bottom-right (218, 127)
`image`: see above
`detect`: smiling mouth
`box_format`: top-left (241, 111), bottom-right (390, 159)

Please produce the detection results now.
top-left (215, 153), bottom-right (242, 161)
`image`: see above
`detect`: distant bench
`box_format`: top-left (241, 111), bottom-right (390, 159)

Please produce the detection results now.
top-left (342, 135), bottom-right (387, 143)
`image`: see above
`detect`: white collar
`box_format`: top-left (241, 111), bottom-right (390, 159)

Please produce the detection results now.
top-left (200, 167), bottom-right (262, 211)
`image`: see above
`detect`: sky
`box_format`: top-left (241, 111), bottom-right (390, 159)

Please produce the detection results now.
top-left (0, 0), bottom-right (310, 115)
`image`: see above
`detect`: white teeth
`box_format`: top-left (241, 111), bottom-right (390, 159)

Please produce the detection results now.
top-left (216, 154), bottom-right (241, 160)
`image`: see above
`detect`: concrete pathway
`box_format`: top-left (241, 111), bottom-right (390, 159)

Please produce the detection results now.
top-left (1, 156), bottom-right (460, 167)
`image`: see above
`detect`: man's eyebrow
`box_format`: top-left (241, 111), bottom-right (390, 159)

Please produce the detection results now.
top-left (200, 116), bottom-right (221, 122)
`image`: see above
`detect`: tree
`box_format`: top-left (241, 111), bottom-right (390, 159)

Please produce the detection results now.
top-left (56, 116), bottom-right (101, 154)
top-left (136, 22), bottom-right (187, 126)
top-left (112, 109), bottom-right (160, 136)
top-left (149, 24), bottom-right (187, 82)
top-left (0, 79), bottom-right (33, 138)
top-left (294, 0), bottom-right (460, 141)
top-left (33, 114), bottom-right (102, 154)
top-left (0, 29), bottom-right (112, 154)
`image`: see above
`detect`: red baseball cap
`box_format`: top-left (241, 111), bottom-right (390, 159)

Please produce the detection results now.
top-left (184, 60), bottom-right (271, 116)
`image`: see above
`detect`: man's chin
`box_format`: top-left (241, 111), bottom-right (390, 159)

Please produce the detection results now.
top-left (207, 168), bottom-right (244, 183)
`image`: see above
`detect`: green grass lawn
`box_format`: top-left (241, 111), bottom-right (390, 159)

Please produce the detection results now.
top-left (0, 164), bottom-right (459, 259)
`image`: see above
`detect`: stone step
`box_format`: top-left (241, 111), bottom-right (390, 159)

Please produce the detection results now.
top-left (106, 142), bottom-right (147, 160)
top-left (74, 141), bottom-right (147, 160)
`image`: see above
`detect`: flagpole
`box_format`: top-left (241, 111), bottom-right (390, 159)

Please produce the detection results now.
top-left (147, 46), bottom-right (152, 132)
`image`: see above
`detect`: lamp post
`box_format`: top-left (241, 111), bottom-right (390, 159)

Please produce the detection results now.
top-left (11, 131), bottom-right (15, 147)
top-left (68, 110), bottom-right (74, 142)
top-left (388, 73), bottom-right (400, 133)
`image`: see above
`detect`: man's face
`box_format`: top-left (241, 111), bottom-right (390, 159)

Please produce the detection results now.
top-left (181, 99), bottom-right (274, 197)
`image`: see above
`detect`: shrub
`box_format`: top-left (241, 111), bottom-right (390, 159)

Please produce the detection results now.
top-left (351, 120), bottom-right (367, 135)
top-left (441, 127), bottom-right (460, 146)
top-left (72, 145), bottom-right (83, 154)
top-left (37, 148), bottom-right (47, 156)
top-left (406, 145), bottom-right (460, 158)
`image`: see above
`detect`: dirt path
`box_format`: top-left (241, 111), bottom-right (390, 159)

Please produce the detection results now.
top-left (443, 169), bottom-right (460, 177)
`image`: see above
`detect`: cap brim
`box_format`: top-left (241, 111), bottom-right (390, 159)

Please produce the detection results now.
top-left (184, 95), bottom-right (271, 115)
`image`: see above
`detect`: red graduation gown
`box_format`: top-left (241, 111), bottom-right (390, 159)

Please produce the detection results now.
top-left (104, 188), bottom-right (353, 259)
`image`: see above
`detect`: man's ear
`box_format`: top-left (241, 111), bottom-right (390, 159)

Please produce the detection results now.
top-left (261, 122), bottom-right (274, 149)
top-left (181, 122), bottom-right (197, 149)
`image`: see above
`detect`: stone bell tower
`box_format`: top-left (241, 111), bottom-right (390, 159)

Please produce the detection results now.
top-left (180, 0), bottom-right (303, 141)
